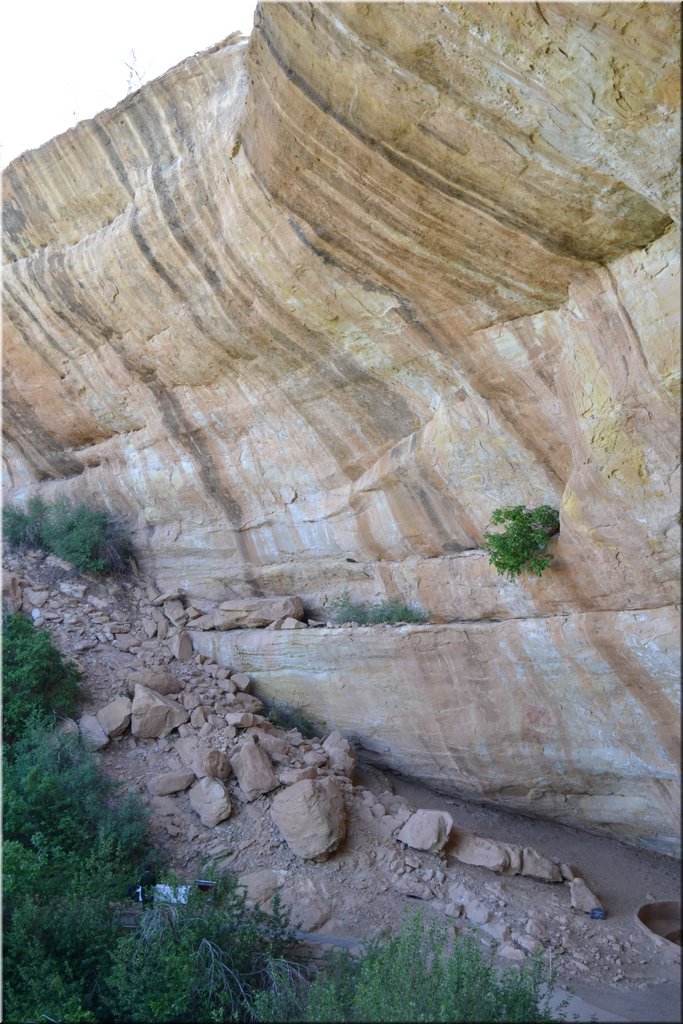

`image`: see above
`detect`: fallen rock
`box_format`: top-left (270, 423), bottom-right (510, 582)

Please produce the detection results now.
top-left (280, 876), bottom-right (332, 930)
top-left (465, 899), bottom-right (493, 925)
top-left (392, 875), bottom-right (434, 899)
top-left (193, 746), bottom-right (232, 780)
top-left (270, 777), bottom-right (346, 860)
top-left (521, 846), bottom-right (563, 882)
top-left (277, 765), bottom-right (319, 785)
top-left (189, 776), bottom-right (232, 826)
top-left (96, 696), bottom-right (132, 737)
top-left (131, 684), bottom-right (189, 738)
top-left (267, 616), bottom-right (308, 629)
top-left (449, 831), bottom-right (521, 873)
top-left (231, 672), bottom-right (251, 692)
top-left (78, 714), bottom-right (109, 751)
top-left (148, 771), bottom-right (196, 796)
top-left (23, 587), bottom-right (50, 608)
top-left (397, 809), bottom-right (453, 852)
top-left (171, 632), bottom-right (193, 661)
top-left (570, 877), bottom-right (603, 914)
top-left (214, 596), bottom-right (305, 629)
top-left (230, 736), bottom-right (279, 800)
top-left (238, 868), bottom-right (287, 906)
top-left (322, 730), bottom-right (355, 776)
top-left (225, 712), bottom-right (257, 728)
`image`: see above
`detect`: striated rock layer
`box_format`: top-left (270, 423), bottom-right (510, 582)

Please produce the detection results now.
top-left (2, 4), bottom-right (680, 852)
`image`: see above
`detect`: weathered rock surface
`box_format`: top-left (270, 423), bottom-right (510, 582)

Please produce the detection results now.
top-left (2, 4), bottom-right (679, 853)
top-left (270, 777), bottom-right (346, 859)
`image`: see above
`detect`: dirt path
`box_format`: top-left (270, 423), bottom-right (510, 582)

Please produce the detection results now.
top-left (5, 548), bottom-right (680, 1022)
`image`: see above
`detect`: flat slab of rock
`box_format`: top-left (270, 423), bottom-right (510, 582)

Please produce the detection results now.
top-left (189, 776), bottom-right (232, 826)
top-left (131, 684), bottom-right (189, 738)
top-left (270, 777), bottom-right (346, 860)
top-left (213, 596), bottom-right (305, 629)
top-left (397, 809), bottom-right (453, 852)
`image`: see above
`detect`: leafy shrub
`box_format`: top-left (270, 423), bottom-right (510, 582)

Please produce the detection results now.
top-left (251, 910), bottom-right (565, 1022)
top-left (2, 610), bottom-right (83, 742)
top-left (3, 496), bottom-right (131, 575)
top-left (3, 723), bottom-right (151, 1023)
top-left (329, 591), bottom-right (428, 625)
top-left (103, 876), bottom-right (295, 1022)
top-left (483, 505), bottom-right (559, 580)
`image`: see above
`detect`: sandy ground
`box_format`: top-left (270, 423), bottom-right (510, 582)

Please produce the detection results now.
top-left (5, 548), bottom-right (681, 1022)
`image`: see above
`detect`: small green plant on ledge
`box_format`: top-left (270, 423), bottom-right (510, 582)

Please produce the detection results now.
top-left (329, 591), bottom-right (428, 625)
top-left (483, 504), bottom-right (560, 580)
top-left (3, 496), bottom-right (131, 575)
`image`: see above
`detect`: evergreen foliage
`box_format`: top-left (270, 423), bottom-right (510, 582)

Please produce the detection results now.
top-left (2, 610), bottom-right (83, 742)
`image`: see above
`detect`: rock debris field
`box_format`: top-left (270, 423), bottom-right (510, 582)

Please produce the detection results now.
top-left (4, 548), bottom-right (680, 1020)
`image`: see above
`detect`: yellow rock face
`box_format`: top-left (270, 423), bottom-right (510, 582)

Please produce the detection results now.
top-left (2, 5), bottom-right (680, 851)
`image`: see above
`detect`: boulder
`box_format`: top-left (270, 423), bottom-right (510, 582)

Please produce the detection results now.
top-left (193, 746), bottom-right (232, 780)
top-left (189, 776), bottom-right (232, 826)
top-left (397, 809), bottom-right (453, 852)
top-left (520, 846), bottom-right (563, 883)
top-left (238, 868), bottom-right (287, 906)
top-left (96, 696), bottom-right (133, 737)
top-left (213, 596), bottom-right (305, 629)
top-left (126, 668), bottom-right (181, 696)
top-left (172, 632), bottom-right (193, 661)
top-left (231, 672), bottom-right (251, 692)
top-left (570, 877), bottom-right (603, 913)
top-left (270, 777), bottom-right (346, 859)
top-left (78, 714), bottom-right (109, 750)
top-left (322, 730), bottom-right (355, 776)
top-left (230, 736), bottom-right (279, 800)
top-left (449, 831), bottom-right (522, 874)
top-left (465, 899), bottom-right (493, 925)
top-left (131, 684), bottom-right (189, 738)
top-left (148, 771), bottom-right (196, 796)
top-left (23, 588), bottom-right (50, 608)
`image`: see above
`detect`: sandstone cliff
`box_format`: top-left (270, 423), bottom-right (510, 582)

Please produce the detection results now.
top-left (2, 3), bottom-right (680, 853)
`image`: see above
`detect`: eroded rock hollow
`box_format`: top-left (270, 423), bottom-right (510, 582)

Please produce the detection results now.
top-left (3, 3), bottom-right (680, 854)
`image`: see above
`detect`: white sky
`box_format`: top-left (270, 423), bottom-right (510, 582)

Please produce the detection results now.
top-left (1, 0), bottom-right (258, 168)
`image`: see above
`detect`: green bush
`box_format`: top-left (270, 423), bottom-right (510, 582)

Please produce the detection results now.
top-left (3, 723), bottom-right (151, 1023)
top-left (483, 505), bottom-right (559, 580)
top-left (3, 496), bottom-right (131, 575)
top-left (103, 877), bottom-right (295, 1022)
top-left (251, 911), bottom-right (565, 1022)
top-left (2, 610), bottom-right (83, 742)
top-left (330, 591), bottom-right (428, 625)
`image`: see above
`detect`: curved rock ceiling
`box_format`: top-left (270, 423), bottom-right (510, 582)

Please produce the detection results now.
top-left (2, 3), bottom-right (680, 853)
